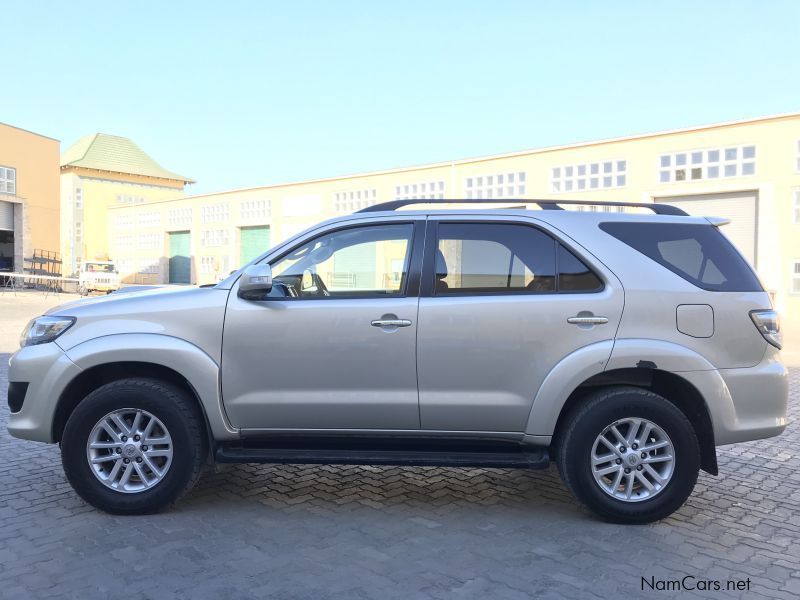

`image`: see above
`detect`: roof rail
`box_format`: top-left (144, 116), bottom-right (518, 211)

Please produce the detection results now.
top-left (356, 198), bottom-right (689, 216)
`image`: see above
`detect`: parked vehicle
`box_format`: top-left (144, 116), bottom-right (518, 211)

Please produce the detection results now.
top-left (78, 260), bottom-right (121, 295)
top-left (7, 199), bottom-right (787, 522)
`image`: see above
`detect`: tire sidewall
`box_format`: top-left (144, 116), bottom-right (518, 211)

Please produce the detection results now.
top-left (562, 389), bottom-right (700, 523)
top-left (62, 379), bottom-right (203, 514)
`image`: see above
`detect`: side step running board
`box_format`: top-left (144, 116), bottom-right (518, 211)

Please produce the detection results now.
top-left (215, 446), bottom-right (550, 469)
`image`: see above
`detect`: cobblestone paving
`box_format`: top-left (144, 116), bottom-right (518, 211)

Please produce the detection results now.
top-left (0, 355), bottom-right (798, 599)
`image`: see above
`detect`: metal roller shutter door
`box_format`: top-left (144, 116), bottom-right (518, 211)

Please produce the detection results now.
top-left (659, 192), bottom-right (757, 267)
top-left (0, 201), bottom-right (13, 231)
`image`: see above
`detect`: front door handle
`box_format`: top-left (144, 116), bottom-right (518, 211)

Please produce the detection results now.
top-left (371, 319), bottom-right (412, 328)
top-left (567, 316), bottom-right (609, 325)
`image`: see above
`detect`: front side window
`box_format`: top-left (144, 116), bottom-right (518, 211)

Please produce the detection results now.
top-left (434, 223), bottom-right (601, 294)
top-left (269, 223), bottom-right (413, 298)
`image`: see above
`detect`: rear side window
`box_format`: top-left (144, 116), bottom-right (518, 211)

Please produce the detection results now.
top-left (434, 222), bottom-right (603, 294)
top-left (600, 222), bottom-right (762, 292)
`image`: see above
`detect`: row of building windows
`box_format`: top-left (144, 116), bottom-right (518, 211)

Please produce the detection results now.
top-left (116, 195), bottom-right (146, 204)
top-left (465, 171), bottom-right (526, 199)
top-left (169, 207), bottom-right (192, 227)
top-left (551, 161), bottom-right (626, 192)
top-left (395, 181), bottom-right (445, 200)
top-left (658, 145), bottom-right (756, 183)
top-left (240, 199), bottom-right (270, 221)
top-left (0, 166), bottom-right (16, 194)
top-left (334, 189), bottom-right (377, 212)
top-left (201, 204), bottom-right (229, 224)
top-left (201, 229), bottom-right (229, 247)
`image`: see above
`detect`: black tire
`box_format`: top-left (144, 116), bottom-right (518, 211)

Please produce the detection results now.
top-left (556, 386), bottom-right (700, 524)
top-left (61, 378), bottom-right (208, 514)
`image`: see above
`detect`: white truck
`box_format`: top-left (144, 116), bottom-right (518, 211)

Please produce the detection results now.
top-left (78, 260), bottom-right (121, 295)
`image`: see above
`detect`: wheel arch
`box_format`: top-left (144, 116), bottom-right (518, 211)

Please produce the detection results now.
top-left (551, 368), bottom-right (717, 475)
top-left (56, 334), bottom-right (238, 443)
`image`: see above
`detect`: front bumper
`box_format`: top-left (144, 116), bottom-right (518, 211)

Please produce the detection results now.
top-left (681, 346), bottom-right (788, 446)
top-left (6, 343), bottom-right (82, 443)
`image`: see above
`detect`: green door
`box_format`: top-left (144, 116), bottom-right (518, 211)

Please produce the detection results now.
top-left (240, 226), bottom-right (270, 266)
top-left (168, 231), bottom-right (191, 284)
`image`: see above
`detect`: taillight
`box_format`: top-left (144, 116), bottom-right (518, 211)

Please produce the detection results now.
top-left (749, 310), bottom-right (781, 349)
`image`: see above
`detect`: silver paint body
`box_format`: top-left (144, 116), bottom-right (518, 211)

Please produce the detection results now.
top-left (7, 209), bottom-right (788, 448)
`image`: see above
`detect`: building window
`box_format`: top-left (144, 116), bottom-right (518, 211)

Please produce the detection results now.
top-left (137, 233), bottom-right (161, 250)
top-left (200, 256), bottom-right (216, 274)
top-left (116, 195), bottom-right (145, 204)
top-left (168, 208), bottom-right (192, 227)
top-left (201, 229), bottom-right (229, 247)
top-left (395, 181), bottom-right (445, 201)
top-left (115, 235), bottom-right (134, 250)
top-left (659, 145), bottom-right (756, 183)
top-left (334, 189), bottom-right (377, 212)
top-left (465, 172), bottom-right (526, 199)
top-left (551, 160), bottom-right (626, 193)
top-left (240, 199), bottom-right (271, 221)
top-left (74, 188), bottom-right (83, 209)
top-left (115, 214), bottom-right (133, 228)
top-left (793, 261), bottom-right (800, 294)
top-left (137, 212), bottom-right (161, 227)
top-left (201, 204), bottom-right (229, 224)
top-left (796, 140), bottom-right (800, 172)
top-left (138, 259), bottom-right (160, 275)
top-left (0, 166), bottom-right (16, 194)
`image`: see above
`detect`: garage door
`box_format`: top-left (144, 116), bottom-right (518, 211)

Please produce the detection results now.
top-left (0, 200), bottom-right (13, 231)
top-left (168, 231), bottom-right (191, 284)
top-left (659, 192), bottom-right (757, 267)
top-left (240, 226), bottom-right (270, 265)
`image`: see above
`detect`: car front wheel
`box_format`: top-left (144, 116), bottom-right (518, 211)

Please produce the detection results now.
top-left (556, 386), bottom-right (700, 524)
top-left (61, 378), bottom-right (208, 514)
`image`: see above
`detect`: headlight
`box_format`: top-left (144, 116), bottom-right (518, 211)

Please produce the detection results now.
top-left (19, 316), bottom-right (76, 348)
top-left (750, 310), bottom-right (781, 349)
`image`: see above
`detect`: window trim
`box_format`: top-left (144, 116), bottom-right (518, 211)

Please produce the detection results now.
top-left (250, 220), bottom-right (424, 301)
top-left (421, 219), bottom-right (605, 298)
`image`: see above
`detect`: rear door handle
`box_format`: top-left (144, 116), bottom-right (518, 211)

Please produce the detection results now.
top-left (371, 319), bottom-right (412, 328)
top-left (567, 316), bottom-right (609, 325)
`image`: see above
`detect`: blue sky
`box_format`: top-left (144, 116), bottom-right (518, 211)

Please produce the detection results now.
top-left (3, 1), bottom-right (799, 194)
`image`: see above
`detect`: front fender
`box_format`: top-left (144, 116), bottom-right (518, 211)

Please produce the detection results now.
top-left (63, 333), bottom-right (238, 440)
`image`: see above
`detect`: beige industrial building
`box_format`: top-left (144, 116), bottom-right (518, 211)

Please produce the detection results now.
top-left (105, 112), bottom-right (800, 349)
top-left (0, 122), bottom-right (60, 277)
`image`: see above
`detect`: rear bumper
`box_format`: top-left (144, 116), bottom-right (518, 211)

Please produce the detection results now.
top-left (6, 343), bottom-right (82, 443)
top-left (681, 347), bottom-right (788, 446)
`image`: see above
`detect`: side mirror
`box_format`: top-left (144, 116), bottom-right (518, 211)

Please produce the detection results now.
top-left (238, 263), bottom-right (272, 299)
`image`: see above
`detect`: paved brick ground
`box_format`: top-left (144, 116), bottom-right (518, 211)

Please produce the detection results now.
top-left (0, 356), bottom-right (797, 599)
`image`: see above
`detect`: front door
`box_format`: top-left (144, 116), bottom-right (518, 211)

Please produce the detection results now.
top-left (417, 217), bottom-right (624, 432)
top-left (221, 220), bottom-right (424, 430)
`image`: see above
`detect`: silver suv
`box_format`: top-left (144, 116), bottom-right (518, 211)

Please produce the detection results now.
top-left (6, 199), bottom-right (788, 523)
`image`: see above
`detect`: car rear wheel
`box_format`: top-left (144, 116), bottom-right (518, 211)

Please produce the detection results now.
top-left (61, 378), bottom-right (208, 514)
top-left (556, 386), bottom-right (700, 524)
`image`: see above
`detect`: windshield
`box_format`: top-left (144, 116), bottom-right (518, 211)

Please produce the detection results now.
top-left (85, 263), bottom-right (116, 273)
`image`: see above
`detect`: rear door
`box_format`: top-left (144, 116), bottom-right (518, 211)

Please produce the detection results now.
top-left (416, 216), bottom-right (624, 432)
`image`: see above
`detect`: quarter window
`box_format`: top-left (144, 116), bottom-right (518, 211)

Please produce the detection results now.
top-left (270, 224), bottom-right (413, 298)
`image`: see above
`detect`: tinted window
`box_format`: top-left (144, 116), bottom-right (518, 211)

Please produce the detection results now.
top-left (435, 223), bottom-right (556, 293)
top-left (600, 222), bottom-right (762, 292)
top-left (558, 245), bottom-right (603, 291)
